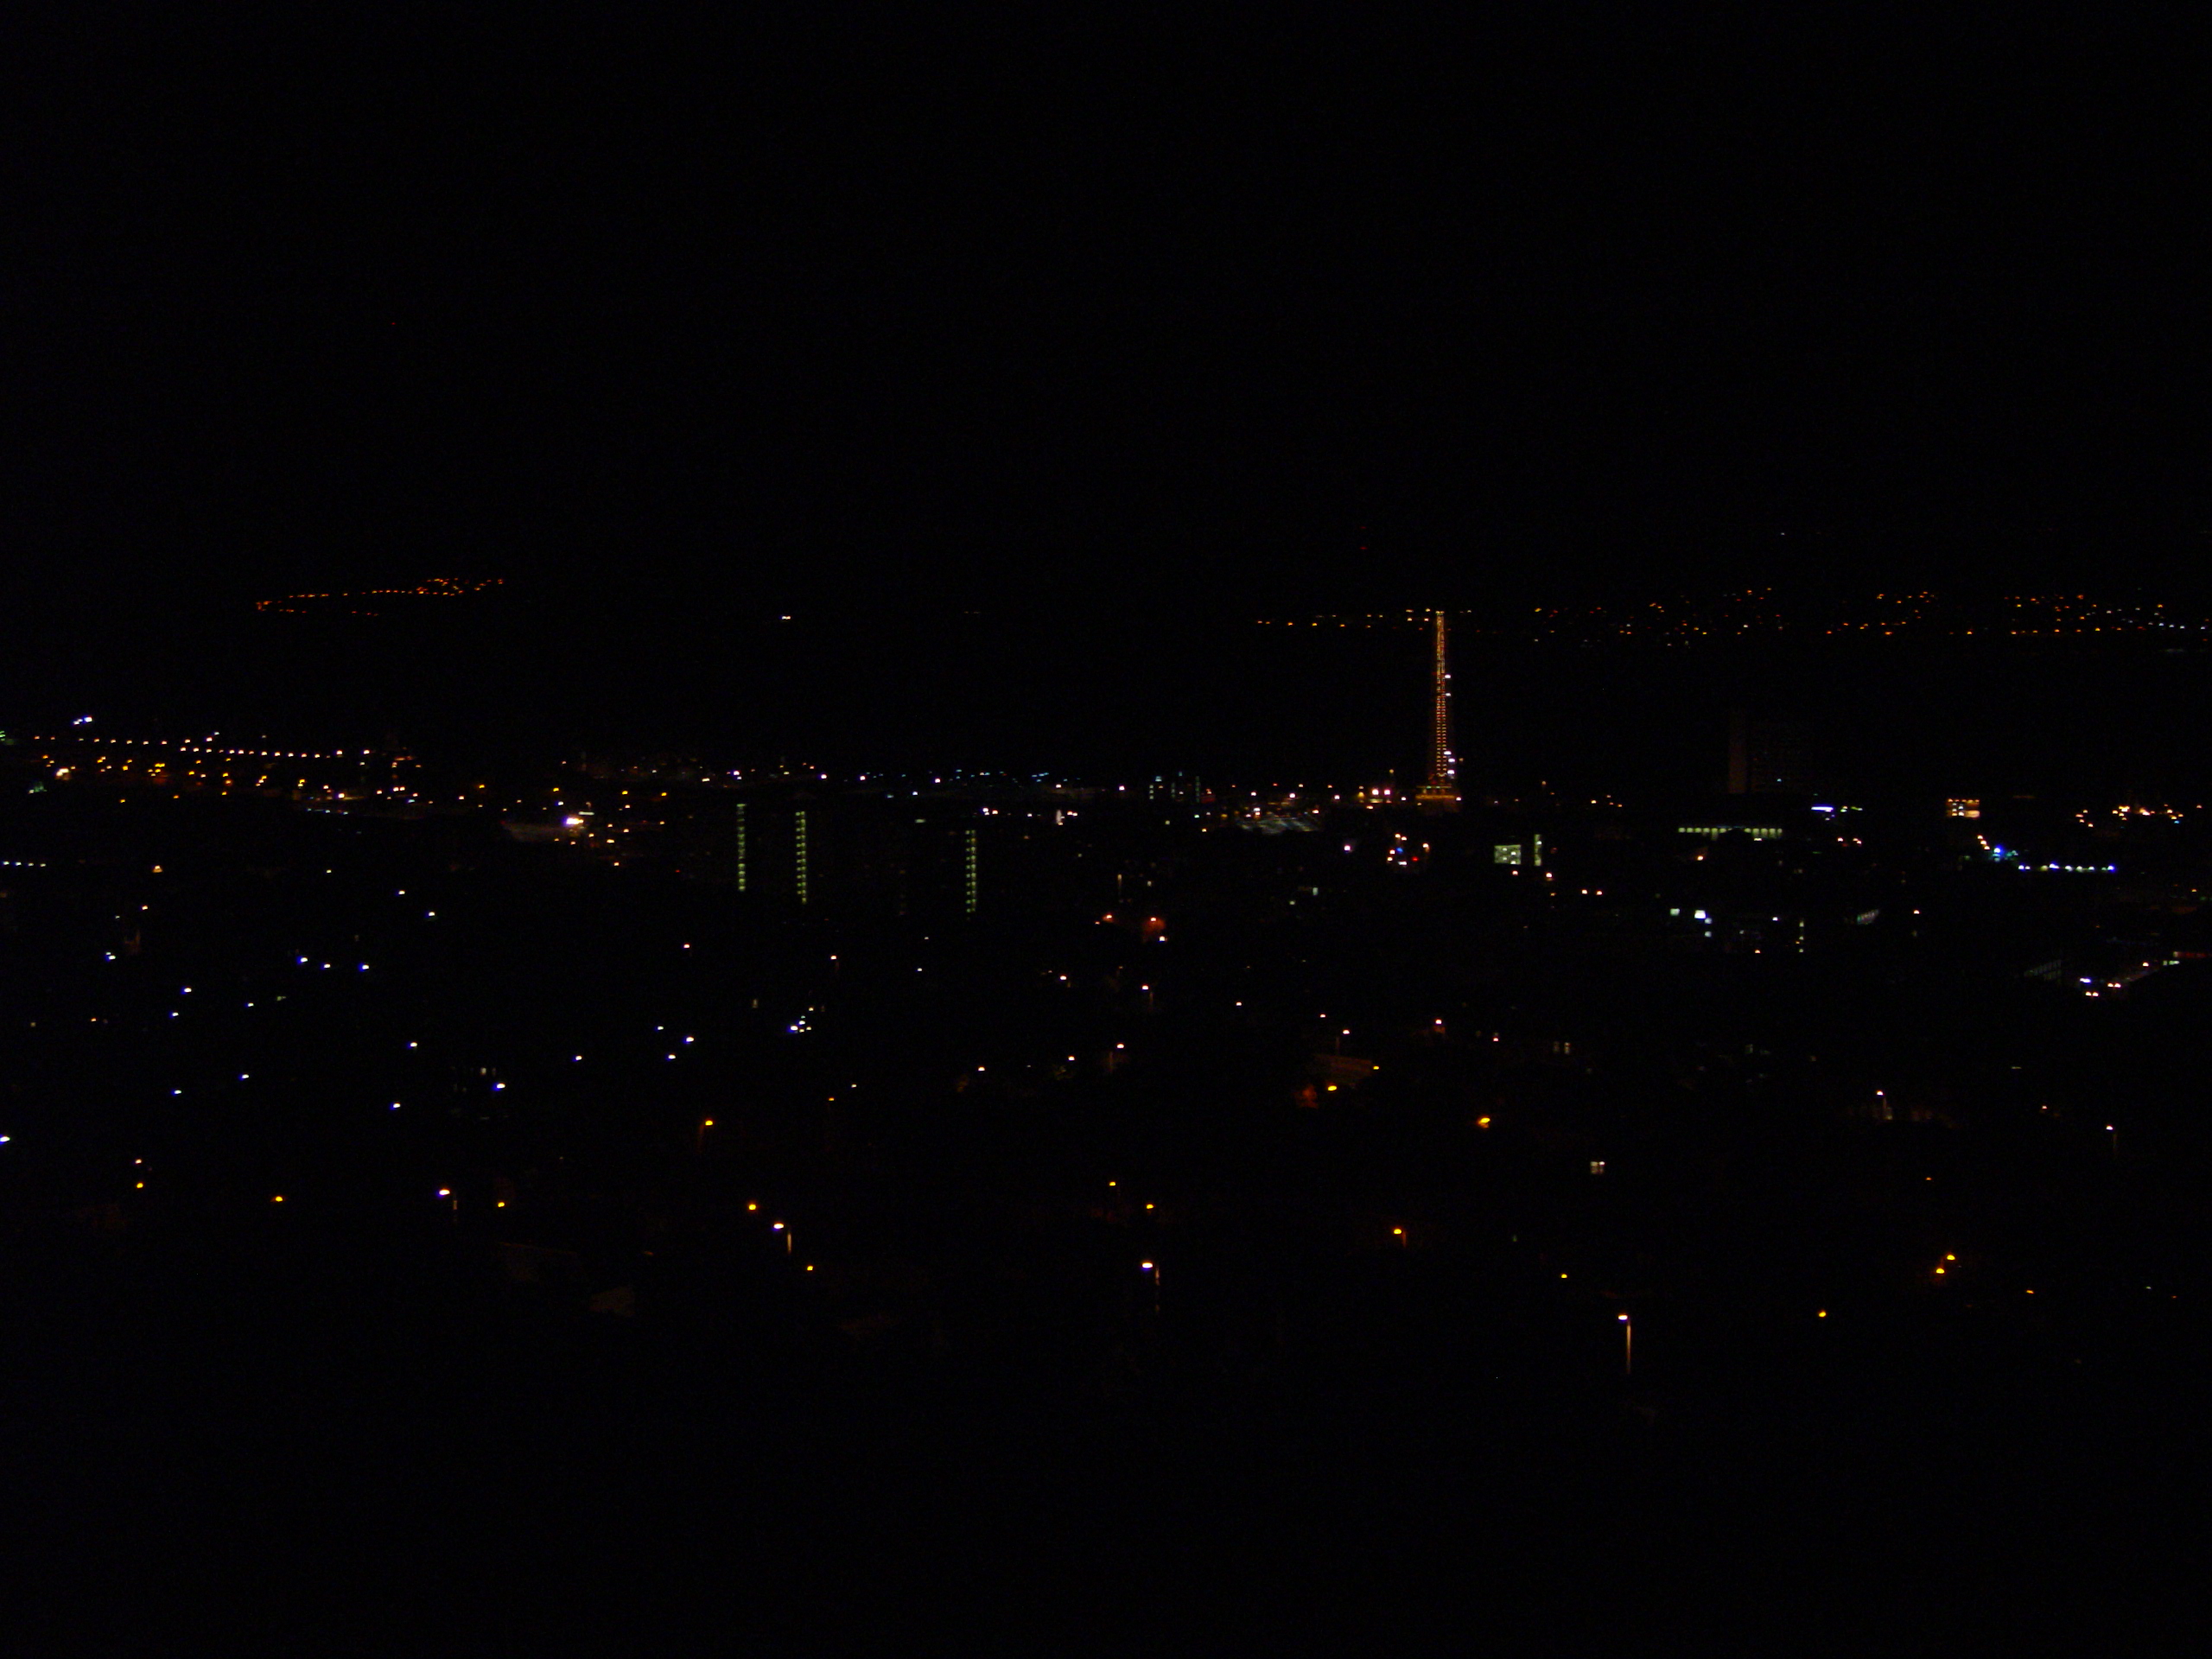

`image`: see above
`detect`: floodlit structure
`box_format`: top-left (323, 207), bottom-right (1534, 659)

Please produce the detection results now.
top-left (1415, 608), bottom-right (1460, 812)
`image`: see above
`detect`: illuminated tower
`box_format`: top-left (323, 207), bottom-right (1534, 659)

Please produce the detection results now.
top-left (1415, 608), bottom-right (1460, 812)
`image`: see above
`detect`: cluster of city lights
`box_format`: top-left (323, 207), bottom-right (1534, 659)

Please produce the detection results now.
top-left (2076, 803), bottom-right (2193, 826)
top-left (2001, 594), bottom-right (2202, 636)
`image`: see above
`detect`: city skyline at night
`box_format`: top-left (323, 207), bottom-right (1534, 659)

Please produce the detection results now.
top-left (5, 8), bottom-right (2209, 1650)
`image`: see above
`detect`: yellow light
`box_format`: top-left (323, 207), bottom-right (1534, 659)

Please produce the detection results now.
top-left (1477, 1116), bottom-right (1491, 1128)
top-left (1817, 1310), bottom-right (1827, 1319)
top-left (1934, 1266), bottom-right (1946, 1275)
top-left (1391, 1227), bottom-right (1404, 1236)
top-left (702, 1119), bottom-right (715, 1128)
top-left (272, 1195), bottom-right (284, 1203)
top-left (747, 1201), bottom-right (758, 1211)
top-left (1944, 1254), bottom-right (1955, 1262)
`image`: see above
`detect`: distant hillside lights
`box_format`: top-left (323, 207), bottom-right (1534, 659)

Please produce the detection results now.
top-left (1257, 590), bottom-right (2212, 643)
top-left (255, 576), bottom-right (503, 614)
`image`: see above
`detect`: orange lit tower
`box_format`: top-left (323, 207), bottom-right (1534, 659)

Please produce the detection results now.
top-left (1415, 607), bottom-right (1460, 812)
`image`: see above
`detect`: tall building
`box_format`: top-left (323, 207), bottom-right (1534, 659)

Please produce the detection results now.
top-left (1415, 608), bottom-right (1460, 812)
top-left (730, 791), bottom-right (984, 918)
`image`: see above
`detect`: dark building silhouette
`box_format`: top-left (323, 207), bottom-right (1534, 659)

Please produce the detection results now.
top-left (1728, 711), bottom-right (1815, 795)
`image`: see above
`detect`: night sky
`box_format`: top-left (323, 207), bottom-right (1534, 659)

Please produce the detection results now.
top-left (6, 10), bottom-right (2209, 639)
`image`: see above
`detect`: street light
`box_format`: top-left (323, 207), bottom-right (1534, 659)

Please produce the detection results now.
top-left (1618, 1311), bottom-right (1632, 1376)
